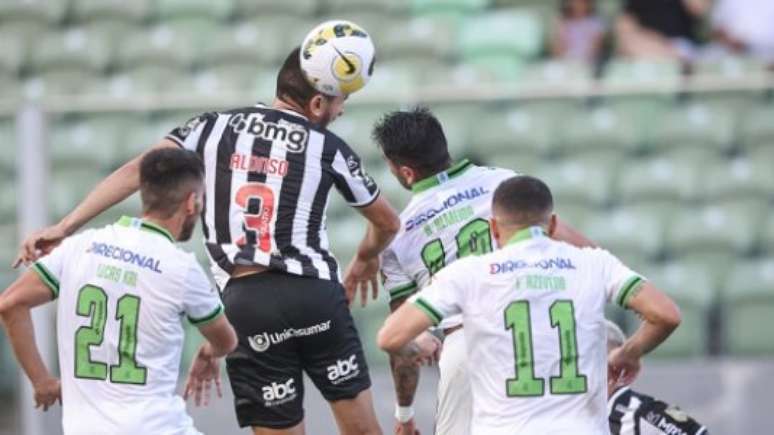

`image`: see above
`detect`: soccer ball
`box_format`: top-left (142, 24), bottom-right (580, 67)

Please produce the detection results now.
top-left (300, 20), bottom-right (375, 97)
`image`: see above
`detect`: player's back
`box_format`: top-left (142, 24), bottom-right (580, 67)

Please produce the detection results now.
top-left (167, 104), bottom-right (380, 287)
top-left (417, 227), bottom-right (643, 434)
top-left (381, 161), bottom-right (514, 321)
top-left (50, 217), bottom-right (213, 435)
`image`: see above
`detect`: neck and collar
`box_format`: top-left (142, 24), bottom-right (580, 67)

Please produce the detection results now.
top-left (503, 225), bottom-right (548, 247)
top-left (410, 159), bottom-right (474, 194)
top-left (117, 216), bottom-right (176, 243)
top-left (270, 98), bottom-right (309, 120)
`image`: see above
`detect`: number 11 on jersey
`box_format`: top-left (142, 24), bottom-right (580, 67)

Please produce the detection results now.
top-left (504, 300), bottom-right (588, 397)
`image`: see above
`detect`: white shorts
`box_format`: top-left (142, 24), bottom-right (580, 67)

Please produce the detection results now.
top-left (435, 329), bottom-right (472, 435)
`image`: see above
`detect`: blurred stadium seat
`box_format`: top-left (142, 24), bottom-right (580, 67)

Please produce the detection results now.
top-left (722, 258), bottom-right (774, 355)
top-left (459, 9), bottom-right (543, 62)
top-left (642, 262), bottom-right (717, 357)
top-left (651, 101), bottom-right (737, 154)
top-left (616, 153), bottom-right (704, 205)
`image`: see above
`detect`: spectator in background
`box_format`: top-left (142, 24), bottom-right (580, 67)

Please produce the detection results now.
top-left (709, 0), bottom-right (774, 65)
top-left (550, 0), bottom-right (606, 64)
top-left (616, 0), bottom-right (711, 61)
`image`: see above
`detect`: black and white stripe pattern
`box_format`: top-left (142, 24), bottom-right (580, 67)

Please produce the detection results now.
top-left (166, 104), bottom-right (379, 284)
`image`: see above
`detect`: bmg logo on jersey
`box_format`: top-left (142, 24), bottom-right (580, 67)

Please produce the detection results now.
top-left (262, 378), bottom-right (298, 407)
top-left (327, 354), bottom-right (360, 385)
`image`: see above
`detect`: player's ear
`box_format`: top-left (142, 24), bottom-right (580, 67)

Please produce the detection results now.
top-left (184, 190), bottom-right (198, 216)
top-left (490, 217), bottom-right (502, 248)
top-left (399, 165), bottom-right (416, 185)
top-left (547, 213), bottom-right (558, 237)
top-left (307, 93), bottom-right (326, 120)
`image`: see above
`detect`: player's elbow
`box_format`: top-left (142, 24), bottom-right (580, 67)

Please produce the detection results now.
top-left (660, 302), bottom-right (682, 332)
top-left (214, 326), bottom-right (238, 356)
top-left (377, 327), bottom-right (402, 354)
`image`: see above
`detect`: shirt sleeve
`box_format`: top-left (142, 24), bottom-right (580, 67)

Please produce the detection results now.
top-left (598, 249), bottom-right (646, 308)
top-left (182, 259), bottom-right (224, 326)
top-left (380, 246), bottom-right (418, 303)
top-left (33, 235), bottom-right (80, 299)
top-left (329, 139), bottom-right (380, 207)
top-left (165, 112), bottom-right (217, 152)
top-left (408, 260), bottom-right (470, 326)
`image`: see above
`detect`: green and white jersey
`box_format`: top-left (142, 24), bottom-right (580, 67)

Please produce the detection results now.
top-left (33, 216), bottom-right (223, 435)
top-left (410, 226), bottom-right (645, 435)
top-left (380, 159), bottom-right (516, 329)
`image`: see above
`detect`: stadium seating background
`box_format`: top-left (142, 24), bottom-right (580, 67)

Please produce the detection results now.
top-left (0, 0), bottom-right (772, 433)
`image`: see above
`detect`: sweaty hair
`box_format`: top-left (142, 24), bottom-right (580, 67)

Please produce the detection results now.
top-left (492, 175), bottom-right (554, 226)
top-left (371, 107), bottom-right (451, 179)
top-left (276, 47), bottom-right (325, 108)
top-left (139, 148), bottom-right (204, 218)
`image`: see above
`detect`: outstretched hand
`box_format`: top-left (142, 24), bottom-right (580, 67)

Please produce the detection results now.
top-left (184, 344), bottom-right (223, 407)
top-left (14, 224), bottom-right (69, 268)
top-left (343, 255), bottom-right (380, 307)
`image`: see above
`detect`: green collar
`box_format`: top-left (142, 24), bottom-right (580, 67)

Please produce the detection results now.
top-left (411, 159), bottom-right (474, 193)
top-left (117, 216), bottom-right (175, 244)
top-left (505, 226), bottom-right (547, 246)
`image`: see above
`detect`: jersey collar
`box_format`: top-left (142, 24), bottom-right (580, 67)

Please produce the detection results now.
top-left (505, 226), bottom-right (547, 246)
top-left (117, 216), bottom-right (175, 244)
top-left (411, 159), bottom-right (474, 194)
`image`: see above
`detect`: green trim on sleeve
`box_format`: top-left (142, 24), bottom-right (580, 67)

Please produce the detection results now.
top-left (617, 276), bottom-right (645, 308)
top-left (32, 262), bottom-right (59, 299)
top-left (413, 298), bottom-right (443, 326)
top-left (388, 282), bottom-right (418, 302)
top-left (188, 305), bottom-right (224, 326)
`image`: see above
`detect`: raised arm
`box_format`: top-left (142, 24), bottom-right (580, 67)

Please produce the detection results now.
top-left (14, 139), bottom-right (178, 267)
top-left (0, 270), bottom-right (60, 411)
top-left (343, 195), bottom-right (401, 306)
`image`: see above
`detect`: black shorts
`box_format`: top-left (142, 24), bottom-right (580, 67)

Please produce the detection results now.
top-left (222, 271), bottom-right (372, 429)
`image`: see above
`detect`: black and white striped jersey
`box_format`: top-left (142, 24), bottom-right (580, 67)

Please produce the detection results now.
top-left (609, 387), bottom-right (708, 435)
top-left (166, 103), bottom-right (380, 287)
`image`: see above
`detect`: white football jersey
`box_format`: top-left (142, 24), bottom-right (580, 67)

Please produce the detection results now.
top-left (380, 160), bottom-right (516, 328)
top-left (33, 216), bottom-right (223, 435)
top-left (410, 226), bottom-right (645, 435)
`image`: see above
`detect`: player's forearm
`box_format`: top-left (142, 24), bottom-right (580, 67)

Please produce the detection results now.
top-left (390, 354), bottom-right (420, 406)
top-left (60, 157), bottom-right (142, 235)
top-left (623, 318), bottom-right (679, 358)
top-left (356, 221), bottom-right (398, 260)
top-left (1, 307), bottom-right (52, 385)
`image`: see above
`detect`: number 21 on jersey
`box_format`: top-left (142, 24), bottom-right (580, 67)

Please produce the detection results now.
top-left (75, 284), bottom-right (147, 385)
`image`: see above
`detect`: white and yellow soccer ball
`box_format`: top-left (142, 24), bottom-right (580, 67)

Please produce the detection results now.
top-left (300, 20), bottom-right (375, 97)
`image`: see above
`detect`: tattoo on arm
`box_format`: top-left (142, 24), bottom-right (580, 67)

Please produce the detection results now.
top-left (388, 294), bottom-right (420, 406)
top-left (390, 351), bottom-right (420, 406)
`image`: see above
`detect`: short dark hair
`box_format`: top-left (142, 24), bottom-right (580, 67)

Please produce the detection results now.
top-left (139, 148), bottom-right (204, 218)
top-left (371, 107), bottom-right (451, 178)
top-left (276, 47), bottom-right (327, 108)
top-left (492, 175), bottom-right (554, 226)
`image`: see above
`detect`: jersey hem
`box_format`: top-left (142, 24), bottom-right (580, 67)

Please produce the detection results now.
top-left (349, 189), bottom-right (381, 209)
top-left (32, 262), bottom-right (59, 299)
top-left (165, 134), bottom-right (185, 147)
top-left (413, 298), bottom-right (442, 325)
top-left (388, 283), bottom-right (418, 301)
top-left (617, 276), bottom-right (645, 307)
top-left (188, 305), bottom-right (224, 326)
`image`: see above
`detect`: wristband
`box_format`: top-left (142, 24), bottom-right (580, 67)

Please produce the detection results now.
top-left (395, 405), bottom-right (415, 423)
